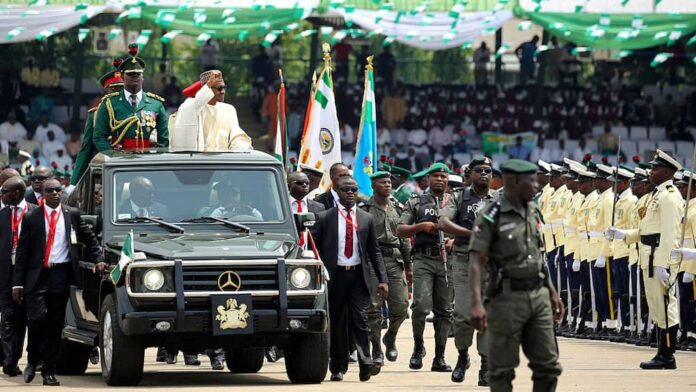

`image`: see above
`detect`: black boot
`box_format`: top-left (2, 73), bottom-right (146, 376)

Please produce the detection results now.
top-left (371, 340), bottom-right (384, 366)
top-left (431, 345), bottom-right (451, 372)
top-left (384, 335), bottom-right (398, 362)
top-left (478, 355), bottom-right (490, 386)
top-left (450, 350), bottom-right (470, 383)
top-left (409, 343), bottom-right (426, 370)
top-left (640, 327), bottom-right (677, 370)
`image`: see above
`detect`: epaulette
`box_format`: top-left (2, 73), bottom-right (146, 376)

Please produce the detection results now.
top-left (101, 92), bottom-right (119, 100)
top-left (666, 184), bottom-right (675, 192)
top-left (389, 195), bottom-right (404, 209)
top-left (358, 201), bottom-right (367, 208)
top-left (146, 92), bottom-right (165, 102)
top-left (482, 201), bottom-right (501, 224)
top-left (87, 106), bottom-right (98, 113)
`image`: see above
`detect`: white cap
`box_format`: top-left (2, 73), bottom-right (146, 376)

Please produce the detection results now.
top-left (18, 150), bottom-right (31, 159)
top-left (596, 164), bottom-right (614, 178)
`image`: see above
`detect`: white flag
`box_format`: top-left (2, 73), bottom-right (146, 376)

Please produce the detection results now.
top-left (299, 68), bottom-right (341, 190)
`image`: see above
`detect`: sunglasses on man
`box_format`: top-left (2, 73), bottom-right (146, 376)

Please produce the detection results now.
top-left (291, 180), bottom-right (309, 186)
top-left (473, 168), bottom-right (492, 174)
top-left (44, 186), bottom-right (63, 194)
top-left (339, 186), bottom-right (359, 193)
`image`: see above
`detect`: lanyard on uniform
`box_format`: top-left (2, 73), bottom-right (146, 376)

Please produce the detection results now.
top-left (11, 204), bottom-right (27, 248)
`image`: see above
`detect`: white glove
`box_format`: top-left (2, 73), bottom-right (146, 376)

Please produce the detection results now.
top-left (655, 267), bottom-right (670, 288)
top-left (683, 272), bottom-right (695, 284)
top-left (594, 256), bottom-right (606, 268)
top-left (671, 247), bottom-right (696, 262)
top-left (604, 228), bottom-right (627, 240)
top-left (572, 259), bottom-right (581, 272)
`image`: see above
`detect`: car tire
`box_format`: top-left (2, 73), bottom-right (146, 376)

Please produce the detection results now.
top-left (225, 348), bottom-right (265, 373)
top-left (55, 339), bottom-right (91, 375)
top-left (100, 294), bottom-right (144, 386)
top-left (284, 332), bottom-right (329, 384)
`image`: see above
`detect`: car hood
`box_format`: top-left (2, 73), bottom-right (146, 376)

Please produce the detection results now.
top-left (106, 233), bottom-right (298, 260)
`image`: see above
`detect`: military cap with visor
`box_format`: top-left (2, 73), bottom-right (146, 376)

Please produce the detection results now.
top-left (649, 149), bottom-right (682, 171)
top-left (118, 43), bottom-right (145, 73)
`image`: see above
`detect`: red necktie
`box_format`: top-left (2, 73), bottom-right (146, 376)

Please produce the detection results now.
top-left (344, 209), bottom-right (354, 258)
top-left (37, 196), bottom-right (43, 206)
top-left (11, 207), bottom-right (20, 250)
top-left (296, 200), bottom-right (305, 248)
top-left (43, 210), bottom-right (58, 268)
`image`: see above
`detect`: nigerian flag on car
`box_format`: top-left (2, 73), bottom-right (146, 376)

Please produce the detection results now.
top-left (299, 43), bottom-right (341, 190)
top-left (353, 55), bottom-right (377, 198)
top-left (110, 230), bottom-right (134, 284)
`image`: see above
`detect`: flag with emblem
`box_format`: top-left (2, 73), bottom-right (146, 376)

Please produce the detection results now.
top-left (353, 55), bottom-right (377, 197)
top-left (110, 230), bottom-right (134, 284)
top-left (299, 43), bottom-right (341, 190)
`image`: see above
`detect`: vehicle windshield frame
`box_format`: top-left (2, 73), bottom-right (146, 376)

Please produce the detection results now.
top-left (108, 165), bottom-right (289, 230)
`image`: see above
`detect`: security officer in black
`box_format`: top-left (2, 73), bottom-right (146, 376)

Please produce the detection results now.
top-left (439, 156), bottom-right (497, 385)
top-left (397, 162), bottom-right (453, 372)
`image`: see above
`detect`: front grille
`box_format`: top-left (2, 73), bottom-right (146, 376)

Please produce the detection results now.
top-left (181, 264), bottom-right (279, 293)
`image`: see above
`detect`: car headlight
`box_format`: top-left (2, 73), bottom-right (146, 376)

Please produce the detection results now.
top-left (290, 267), bottom-right (311, 289)
top-left (143, 269), bottom-right (165, 291)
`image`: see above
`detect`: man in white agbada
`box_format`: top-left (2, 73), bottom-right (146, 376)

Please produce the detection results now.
top-left (170, 70), bottom-right (252, 151)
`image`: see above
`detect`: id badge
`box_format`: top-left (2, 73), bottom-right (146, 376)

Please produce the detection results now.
top-left (71, 229), bottom-right (78, 244)
top-left (11, 251), bottom-right (15, 266)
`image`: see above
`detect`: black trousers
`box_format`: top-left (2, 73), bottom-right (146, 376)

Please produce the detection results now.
top-left (328, 266), bottom-right (373, 374)
top-left (0, 292), bottom-right (26, 367)
top-left (25, 264), bottom-right (71, 374)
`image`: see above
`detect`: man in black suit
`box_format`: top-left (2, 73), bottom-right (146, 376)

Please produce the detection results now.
top-left (117, 176), bottom-right (169, 219)
top-left (12, 179), bottom-right (105, 386)
top-left (288, 171), bottom-right (325, 250)
top-left (314, 162), bottom-right (351, 210)
top-left (312, 177), bottom-right (388, 382)
top-left (24, 166), bottom-right (53, 206)
top-left (0, 177), bottom-right (36, 377)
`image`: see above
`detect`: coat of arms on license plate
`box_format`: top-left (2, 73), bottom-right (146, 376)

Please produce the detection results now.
top-left (212, 294), bottom-right (253, 335)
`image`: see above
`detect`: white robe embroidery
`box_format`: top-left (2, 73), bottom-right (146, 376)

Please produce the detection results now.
top-left (170, 84), bottom-right (253, 151)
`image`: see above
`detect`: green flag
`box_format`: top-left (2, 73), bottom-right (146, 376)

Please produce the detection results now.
top-left (110, 231), bottom-right (134, 285)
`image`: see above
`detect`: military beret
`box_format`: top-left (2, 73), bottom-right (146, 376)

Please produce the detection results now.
top-left (412, 168), bottom-right (428, 179)
top-left (649, 149), bottom-right (682, 172)
top-left (370, 171), bottom-right (391, 180)
top-left (500, 159), bottom-right (538, 174)
top-left (469, 156), bottom-right (492, 170)
top-left (389, 165), bottom-right (412, 178)
top-left (424, 162), bottom-right (452, 175)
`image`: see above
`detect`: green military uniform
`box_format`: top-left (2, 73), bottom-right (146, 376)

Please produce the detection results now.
top-left (93, 45), bottom-right (169, 152)
top-left (469, 160), bottom-right (562, 392)
top-left (398, 163), bottom-right (452, 370)
top-left (360, 185), bottom-right (411, 362)
top-left (440, 157), bottom-right (497, 384)
top-left (73, 68), bottom-right (124, 185)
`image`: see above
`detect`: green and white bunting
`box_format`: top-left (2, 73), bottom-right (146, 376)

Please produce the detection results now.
top-left (160, 30), bottom-right (183, 44)
top-left (78, 28), bottom-right (89, 43)
top-left (5, 27), bottom-right (25, 40)
top-left (135, 29), bottom-right (152, 49)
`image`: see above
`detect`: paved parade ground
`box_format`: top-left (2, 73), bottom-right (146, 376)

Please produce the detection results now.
top-left (2, 319), bottom-right (694, 391)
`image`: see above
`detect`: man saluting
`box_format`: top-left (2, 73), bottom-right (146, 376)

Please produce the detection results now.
top-left (12, 179), bottom-right (105, 386)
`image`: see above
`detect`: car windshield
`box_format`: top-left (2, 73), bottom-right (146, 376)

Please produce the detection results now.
top-left (112, 168), bottom-right (285, 224)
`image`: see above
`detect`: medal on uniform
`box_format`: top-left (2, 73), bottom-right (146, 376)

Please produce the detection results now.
top-left (638, 206), bottom-right (646, 219)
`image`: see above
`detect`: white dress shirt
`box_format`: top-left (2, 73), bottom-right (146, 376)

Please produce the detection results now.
top-left (330, 189), bottom-right (340, 208)
top-left (44, 204), bottom-right (70, 265)
top-left (337, 205), bottom-right (360, 267)
top-left (123, 90), bottom-right (143, 108)
top-left (130, 200), bottom-right (149, 217)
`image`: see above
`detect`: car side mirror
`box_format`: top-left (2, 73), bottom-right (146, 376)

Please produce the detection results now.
top-left (293, 212), bottom-right (315, 233)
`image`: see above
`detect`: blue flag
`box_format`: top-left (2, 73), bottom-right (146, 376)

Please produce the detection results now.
top-left (353, 58), bottom-right (377, 198)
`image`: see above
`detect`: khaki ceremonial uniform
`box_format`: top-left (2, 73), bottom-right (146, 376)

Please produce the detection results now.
top-left (624, 180), bottom-right (683, 329)
top-left (564, 192), bottom-right (585, 260)
top-left (360, 196), bottom-right (411, 352)
top-left (630, 194), bottom-right (651, 265)
top-left (539, 185), bottom-right (555, 254)
top-left (614, 190), bottom-right (638, 260)
top-left (578, 191), bottom-right (600, 262)
top-left (399, 192), bottom-right (453, 350)
top-left (440, 187), bottom-right (496, 356)
top-left (682, 202), bottom-right (696, 275)
top-left (470, 194), bottom-right (562, 392)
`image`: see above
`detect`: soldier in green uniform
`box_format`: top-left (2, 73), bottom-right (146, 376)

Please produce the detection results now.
top-left (71, 62), bottom-right (124, 185)
top-left (93, 43), bottom-right (168, 152)
top-left (359, 171), bottom-right (412, 364)
top-left (469, 159), bottom-right (564, 392)
top-left (389, 165), bottom-right (415, 205)
top-left (439, 156), bottom-right (497, 385)
top-left (396, 162), bottom-right (453, 372)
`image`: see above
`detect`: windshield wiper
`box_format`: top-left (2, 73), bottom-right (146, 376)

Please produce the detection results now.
top-left (181, 216), bottom-right (251, 233)
top-left (116, 216), bottom-right (185, 234)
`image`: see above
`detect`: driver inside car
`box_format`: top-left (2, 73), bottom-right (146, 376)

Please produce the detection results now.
top-left (207, 181), bottom-right (262, 220)
top-left (118, 176), bottom-right (169, 219)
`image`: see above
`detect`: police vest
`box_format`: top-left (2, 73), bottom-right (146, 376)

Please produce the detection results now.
top-left (414, 193), bottom-right (440, 248)
top-left (454, 187), bottom-right (493, 246)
